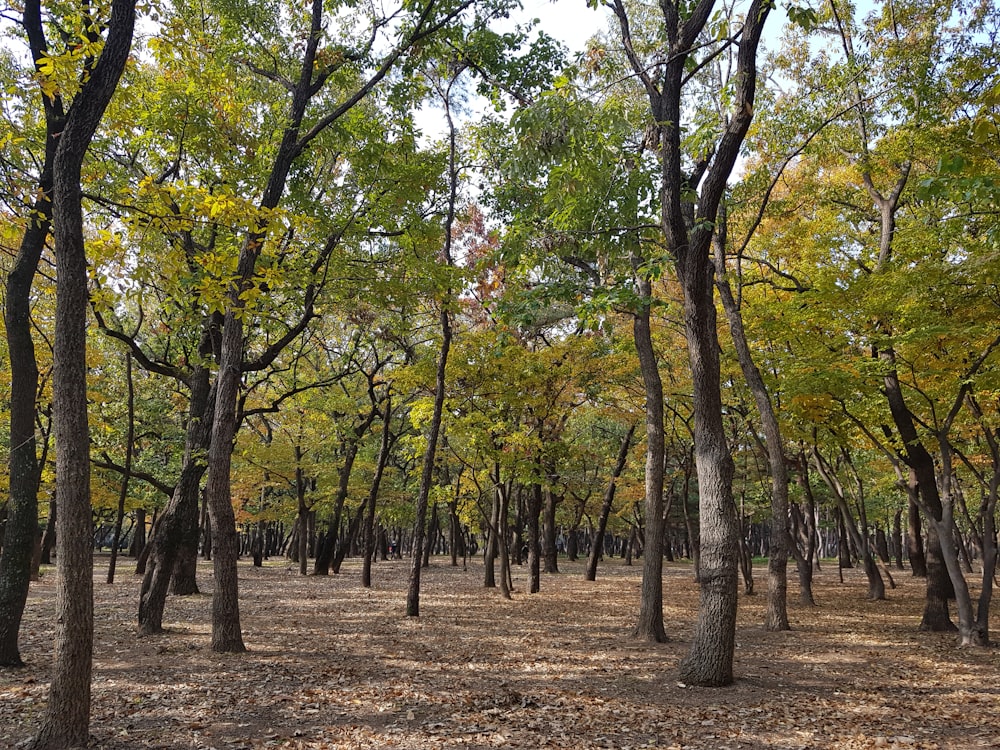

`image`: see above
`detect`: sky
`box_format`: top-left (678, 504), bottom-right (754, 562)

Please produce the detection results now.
top-left (513, 0), bottom-right (610, 55)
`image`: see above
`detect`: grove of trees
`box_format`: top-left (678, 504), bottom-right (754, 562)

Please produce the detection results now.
top-left (1, 0), bottom-right (998, 745)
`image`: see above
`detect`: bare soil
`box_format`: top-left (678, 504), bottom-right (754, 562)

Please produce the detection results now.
top-left (2, 556), bottom-right (999, 749)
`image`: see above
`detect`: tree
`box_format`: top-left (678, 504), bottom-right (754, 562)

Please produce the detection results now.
top-left (608, 0), bottom-right (771, 685)
top-left (28, 0), bottom-right (136, 743)
top-left (0, 0), bottom-right (66, 669)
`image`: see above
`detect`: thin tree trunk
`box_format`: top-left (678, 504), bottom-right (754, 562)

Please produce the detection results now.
top-left (406, 306), bottom-right (450, 616)
top-left (484, 484), bottom-right (499, 589)
top-left (497, 482), bottom-right (512, 601)
top-left (527, 482), bottom-right (543, 594)
top-left (407, 74), bottom-right (459, 616)
top-left (107, 353), bottom-right (135, 584)
top-left (714, 208), bottom-right (789, 630)
top-left (586, 425), bottom-right (635, 581)
top-left (362, 399), bottom-right (393, 588)
top-left (542, 489), bottom-right (559, 574)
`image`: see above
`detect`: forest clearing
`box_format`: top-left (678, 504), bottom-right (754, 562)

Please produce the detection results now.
top-left (3, 557), bottom-right (998, 750)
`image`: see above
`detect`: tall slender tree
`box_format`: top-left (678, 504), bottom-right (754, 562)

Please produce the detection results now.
top-left (29, 0), bottom-right (136, 743)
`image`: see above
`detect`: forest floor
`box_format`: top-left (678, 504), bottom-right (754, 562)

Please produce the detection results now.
top-left (2, 556), bottom-right (999, 750)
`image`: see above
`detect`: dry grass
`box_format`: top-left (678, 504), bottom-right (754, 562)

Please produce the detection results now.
top-left (2, 555), bottom-right (999, 749)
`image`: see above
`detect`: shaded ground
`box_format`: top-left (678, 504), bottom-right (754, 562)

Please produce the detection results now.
top-left (2, 556), bottom-right (999, 749)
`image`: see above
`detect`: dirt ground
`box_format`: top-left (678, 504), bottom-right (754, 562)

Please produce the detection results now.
top-left (2, 555), bottom-right (999, 749)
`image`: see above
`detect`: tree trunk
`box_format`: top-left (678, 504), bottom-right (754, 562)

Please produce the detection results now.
top-left (0, 0), bottom-right (67, 667)
top-left (406, 305), bottom-right (450, 616)
top-left (714, 209), bottom-right (788, 630)
top-left (0, 0), bottom-right (65, 667)
top-left (882, 364), bottom-right (954, 631)
top-left (203, 305), bottom-right (248, 653)
top-left (484, 485), bottom-right (499, 589)
top-left (542, 489), bottom-right (559, 574)
top-left (814, 449), bottom-right (885, 601)
top-left (107, 353), bottom-right (135, 585)
top-left (610, 0), bottom-right (770, 685)
top-left (362, 399), bottom-right (393, 588)
top-left (908, 491), bottom-right (927, 576)
top-left (892, 508), bottom-right (904, 570)
top-left (129, 508), bottom-right (147, 559)
top-left (138, 365), bottom-right (213, 634)
top-left (408, 82), bottom-right (458, 616)
top-left (630, 296), bottom-right (667, 642)
top-left (586, 425), bottom-right (635, 581)
top-left (527, 483), bottom-right (543, 594)
top-left (30, 1), bottom-right (136, 743)
top-left (791, 451), bottom-right (818, 604)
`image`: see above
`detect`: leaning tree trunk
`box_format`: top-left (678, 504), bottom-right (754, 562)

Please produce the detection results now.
top-left (30, 0), bottom-right (136, 744)
top-left (586, 425), bottom-right (635, 582)
top-left (714, 212), bottom-right (789, 630)
top-left (203, 306), bottom-right (248, 653)
top-left (813, 449), bottom-right (885, 600)
top-left (0, 166), bottom-right (46, 667)
top-left (407, 78), bottom-right (458, 617)
top-left (882, 362), bottom-right (954, 631)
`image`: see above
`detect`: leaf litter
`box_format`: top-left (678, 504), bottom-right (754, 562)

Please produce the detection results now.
top-left (2, 558), bottom-right (999, 749)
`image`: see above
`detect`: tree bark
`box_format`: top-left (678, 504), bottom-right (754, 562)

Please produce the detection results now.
top-left (204, 307), bottom-right (248, 652)
top-left (610, 0), bottom-right (771, 684)
top-left (30, 0), bottom-right (136, 744)
top-left (484, 484), bottom-right (499, 589)
top-left (882, 360), bottom-right (954, 631)
top-left (542, 489), bottom-right (559, 574)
